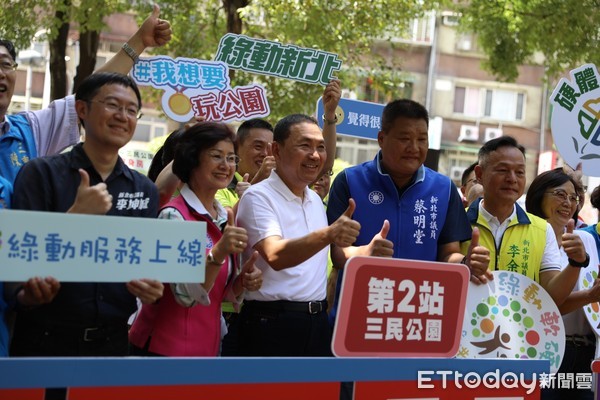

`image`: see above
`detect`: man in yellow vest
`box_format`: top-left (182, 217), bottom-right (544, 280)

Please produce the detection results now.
top-left (463, 136), bottom-right (582, 307)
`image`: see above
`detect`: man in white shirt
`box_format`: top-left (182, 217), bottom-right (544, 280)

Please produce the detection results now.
top-left (235, 113), bottom-right (360, 356)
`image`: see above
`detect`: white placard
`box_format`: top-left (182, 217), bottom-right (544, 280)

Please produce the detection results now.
top-left (0, 209), bottom-right (206, 283)
top-left (549, 63), bottom-right (600, 177)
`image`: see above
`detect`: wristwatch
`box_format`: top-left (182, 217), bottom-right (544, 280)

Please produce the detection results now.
top-left (568, 253), bottom-right (590, 268)
top-left (122, 43), bottom-right (139, 63)
top-left (206, 250), bottom-right (225, 265)
top-left (322, 113), bottom-right (338, 125)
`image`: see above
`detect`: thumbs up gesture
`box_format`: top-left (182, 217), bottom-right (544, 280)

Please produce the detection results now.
top-left (67, 169), bottom-right (113, 215)
top-left (465, 227), bottom-right (493, 284)
top-left (137, 4), bottom-right (172, 48)
top-left (235, 173), bottom-right (251, 197)
top-left (213, 209), bottom-right (249, 259)
top-left (328, 198), bottom-right (361, 247)
top-left (563, 219), bottom-right (587, 265)
top-left (252, 143), bottom-right (276, 184)
top-left (241, 251), bottom-right (263, 292)
top-left (367, 220), bottom-right (394, 257)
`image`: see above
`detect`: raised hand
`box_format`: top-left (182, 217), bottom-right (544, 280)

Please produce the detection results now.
top-left (329, 198), bottom-right (361, 247)
top-left (241, 251), bottom-right (263, 292)
top-left (466, 227), bottom-right (493, 284)
top-left (252, 143), bottom-right (276, 184)
top-left (367, 220), bottom-right (394, 257)
top-left (235, 173), bottom-right (251, 197)
top-left (137, 4), bottom-right (172, 48)
top-left (563, 219), bottom-right (587, 265)
top-left (215, 209), bottom-right (249, 257)
top-left (323, 79), bottom-right (341, 118)
top-left (68, 169), bottom-right (112, 215)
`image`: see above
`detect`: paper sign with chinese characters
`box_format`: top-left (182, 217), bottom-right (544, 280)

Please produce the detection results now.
top-left (332, 256), bottom-right (470, 357)
top-left (214, 33), bottom-right (342, 85)
top-left (457, 270), bottom-right (565, 373)
top-left (0, 209), bottom-right (206, 283)
top-left (118, 148), bottom-right (154, 175)
top-left (315, 97), bottom-right (384, 140)
top-left (550, 63), bottom-right (600, 176)
top-left (131, 56), bottom-right (270, 123)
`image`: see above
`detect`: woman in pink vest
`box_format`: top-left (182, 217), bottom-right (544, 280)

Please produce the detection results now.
top-left (129, 122), bottom-right (262, 356)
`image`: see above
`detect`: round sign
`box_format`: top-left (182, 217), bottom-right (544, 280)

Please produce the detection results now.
top-left (549, 63), bottom-right (600, 177)
top-left (458, 271), bottom-right (565, 373)
top-left (579, 264), bottom-right (600, 335)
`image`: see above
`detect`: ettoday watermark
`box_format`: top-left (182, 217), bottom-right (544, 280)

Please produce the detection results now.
top-left (418, 370), bottom-right (593, 395)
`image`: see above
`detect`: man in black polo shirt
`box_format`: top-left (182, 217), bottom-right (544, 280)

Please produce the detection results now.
top-left (9, 72), bottom-right (164, 357)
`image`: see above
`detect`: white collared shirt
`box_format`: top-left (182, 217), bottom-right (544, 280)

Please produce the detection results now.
top-left (236, 170), bottom-right (328, 302)
top-left (159, 184), bottom-right (227, 226)
top-left (479, 201), bottom-right (561, 273)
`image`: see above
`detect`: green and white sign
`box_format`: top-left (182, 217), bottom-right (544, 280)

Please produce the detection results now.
top-left (550, 63), bottom-right (600, 176)
top-left (214, 33), bottom-right (342, 85)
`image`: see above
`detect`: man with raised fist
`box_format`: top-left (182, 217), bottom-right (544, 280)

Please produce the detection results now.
top-left (235, 113), bottom-right (359, 356)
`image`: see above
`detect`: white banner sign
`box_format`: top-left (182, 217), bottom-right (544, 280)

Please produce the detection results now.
top-left (0, 210), bottom-right (206, 283)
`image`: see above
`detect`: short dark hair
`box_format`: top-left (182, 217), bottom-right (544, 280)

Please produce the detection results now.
top-left (590, 184), bottom-right (600, 210)
top-left (461, 162), bottom-right (478, 187)
top-left (273, 114), bottom-right (317, 144)
top-left (526, 167), bottom-right (579, 219)
top-left (381, 99), bottom-right (429, 132)
top-left (75, 72), bottom-right (142, 109)
top-left (478, 136), bottom-right (526, 168)
top-left (237, 118), bottom-right (273, 145)
top-left (0, 40), bottom-right (17, 62)
top-left (172, 122), bottom-right (236, 183)
top-left (147, 128), bottom-right (184, 182)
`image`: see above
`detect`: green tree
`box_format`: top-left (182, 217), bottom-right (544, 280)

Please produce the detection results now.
top-left (454, 0), bottom-right (600, 81)
top-left (0, 0), bottom-right (128, 100)
top-left (137, 0), bottom-right (436, 121)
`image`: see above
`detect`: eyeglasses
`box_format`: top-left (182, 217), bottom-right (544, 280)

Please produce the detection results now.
top-left (324, 169), bottom-right (334, 177)
top-left (208, 151), bottom-right (240, 166)
top-left (546, 189), bottom-right (579, 205)
top-left (465, 178), bottom-right (479, 185)
top-left (0, 60), bottom-right (18, 72)
top-left (90, 99), bottom-right (143, 120)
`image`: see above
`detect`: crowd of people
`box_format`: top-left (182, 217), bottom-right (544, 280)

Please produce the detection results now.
top-left (0, 6), bottom-right (599, 400)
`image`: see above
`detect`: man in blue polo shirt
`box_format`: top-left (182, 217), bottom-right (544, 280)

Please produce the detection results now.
top-left (327, 99), bottom-right (490, 325)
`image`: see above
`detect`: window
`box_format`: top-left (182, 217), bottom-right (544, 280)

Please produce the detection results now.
top-left (484, 89), bottom-right (525, 121)
top-left (336, 137), bottom-right (380, 165)
top-left (453, 87), bottom-right (481, 117)
top-left (454, 86), bottom-right (525, 122)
